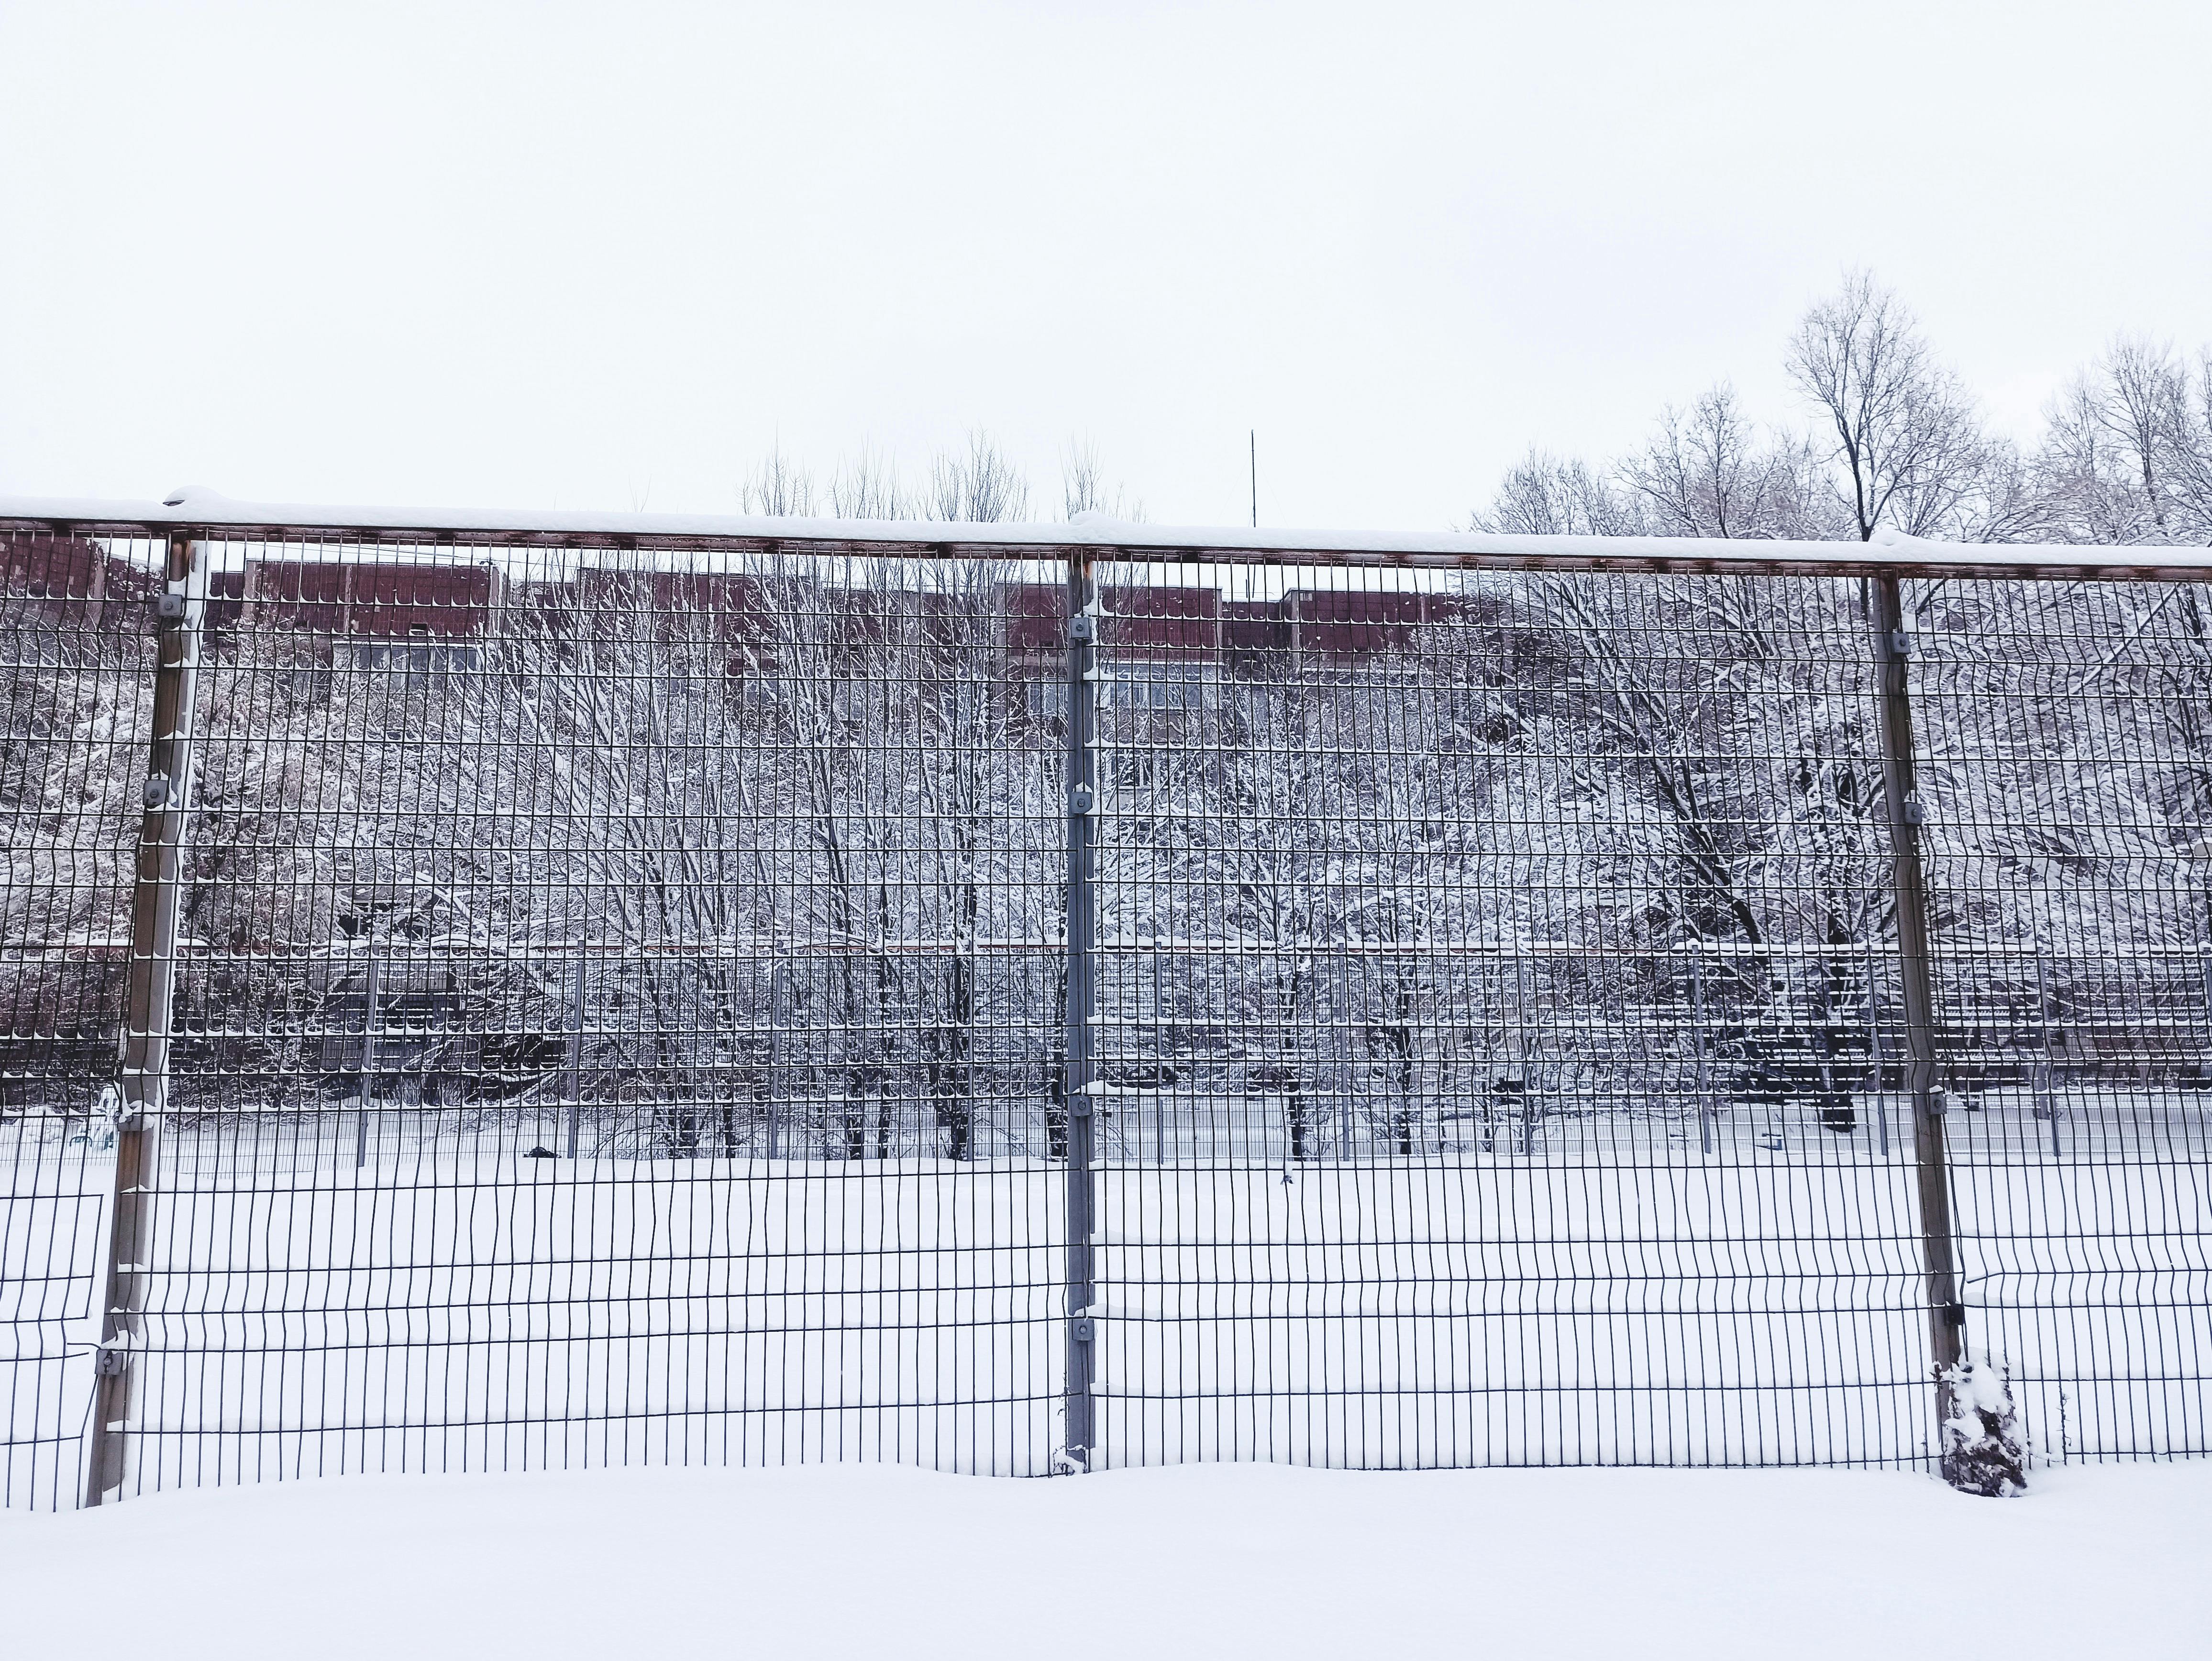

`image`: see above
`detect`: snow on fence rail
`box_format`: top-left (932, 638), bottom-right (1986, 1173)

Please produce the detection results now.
top-left (1, 499), bottom-right (2207, 1508)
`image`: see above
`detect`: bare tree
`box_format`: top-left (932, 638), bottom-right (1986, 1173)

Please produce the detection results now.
top-left (1533, 573), bottom-right (1888, 1131)
top-left (928, 431), bottom-right (1031, 523)
top-left (892, 568), bottom-right (1061, 1159)
top-left (0, 588), bottom-right (155, 1115)
top-left (1474, 449), bottom-right (1645, 536)
top-left (828, 447), bottom-right (911, 520)
top-left (1619, 384), bottom-right (1841, 541)
top-left (2036, 338), bottom-right (2212, 545)
top-left (1204, 673), bottom-right (1340, 1160)
top-left (1955, 435), bottom-right (2053, 545)
top-left (1787, 272), bottom-right (1992, 541)
top-left (744, 560), bottom-right (910, 1157)
top-left (473, 577), bottom-right (769, 1154)
top-left (1061, 439), bottom-right (1145, 522)
top-left (741, 444), bottom-right (819, 517)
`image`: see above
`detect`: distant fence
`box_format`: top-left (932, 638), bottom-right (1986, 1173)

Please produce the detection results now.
top-left (1, 501), bottom-right (2207, 1508)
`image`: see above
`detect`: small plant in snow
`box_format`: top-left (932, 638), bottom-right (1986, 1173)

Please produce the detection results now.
top-left (1937, 1351), bottom-right (2028, 1497)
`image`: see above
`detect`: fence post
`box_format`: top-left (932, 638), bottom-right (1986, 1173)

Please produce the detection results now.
top-left (85, 532), bottom-right (204, 1506)
top-left (1061, 549), bottom-right (1100, 1470)
top-left (1869, 575), bottom-right (1980, 1489)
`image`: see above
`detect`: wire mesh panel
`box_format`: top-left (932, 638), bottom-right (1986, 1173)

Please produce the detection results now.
top-left (2, 509), bottom-right (2208, 1506)
top-left (1084, 563), bottom-right (1941, 1467)
top-left (1910, 577), bottom-right (2212, 1459)
top-left (0, 530), bottom-right (159, 1508)
top-left (96, 538), bottom-right (1069, 1495)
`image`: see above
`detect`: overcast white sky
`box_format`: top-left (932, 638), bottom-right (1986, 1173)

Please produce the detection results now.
top-left (3, 1), bottom-right (2208, 531)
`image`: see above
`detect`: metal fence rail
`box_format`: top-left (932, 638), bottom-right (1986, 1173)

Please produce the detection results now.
top-left (1, 502), bottom-right (2205, 1507)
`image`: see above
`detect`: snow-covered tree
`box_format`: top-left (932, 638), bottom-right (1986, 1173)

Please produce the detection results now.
top-left (2035, 338), bottom-right (2212, 546)
top-left (0, 580), bottom-right (154, 1113)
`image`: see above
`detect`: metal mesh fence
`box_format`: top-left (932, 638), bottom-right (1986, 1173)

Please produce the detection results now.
top-left (0, 530), bottom-right (160, 1509)
top-left (1, 515), bottom-right (2205, 1507)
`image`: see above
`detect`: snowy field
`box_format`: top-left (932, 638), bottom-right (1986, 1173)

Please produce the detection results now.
top-left (7, 1096), bottom-right (2206, 1508)
top-left (4, 1460), bottom-right (2208, 1661)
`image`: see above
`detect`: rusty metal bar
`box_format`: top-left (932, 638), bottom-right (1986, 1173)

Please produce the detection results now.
top-left (84, 533), bottom-right (204, 1506)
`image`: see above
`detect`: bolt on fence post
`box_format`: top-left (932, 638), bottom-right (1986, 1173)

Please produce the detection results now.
top-left (85, 532), bottom-right (205, 1507)
top-left (1061, 548), bottom-right (1100, 1471)
top-left (1869, 576), bottom-right (1976, 1488)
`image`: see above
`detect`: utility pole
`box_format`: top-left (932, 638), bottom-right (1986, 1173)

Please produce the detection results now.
top-left (1249, 432), bottom-right (1257, 529)
top-left (86, 532), bottom-right (205, 1506)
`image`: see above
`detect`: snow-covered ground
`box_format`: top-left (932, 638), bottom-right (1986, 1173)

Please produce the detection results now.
top-left (4, 1460), bottom-right (2207, 1660)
